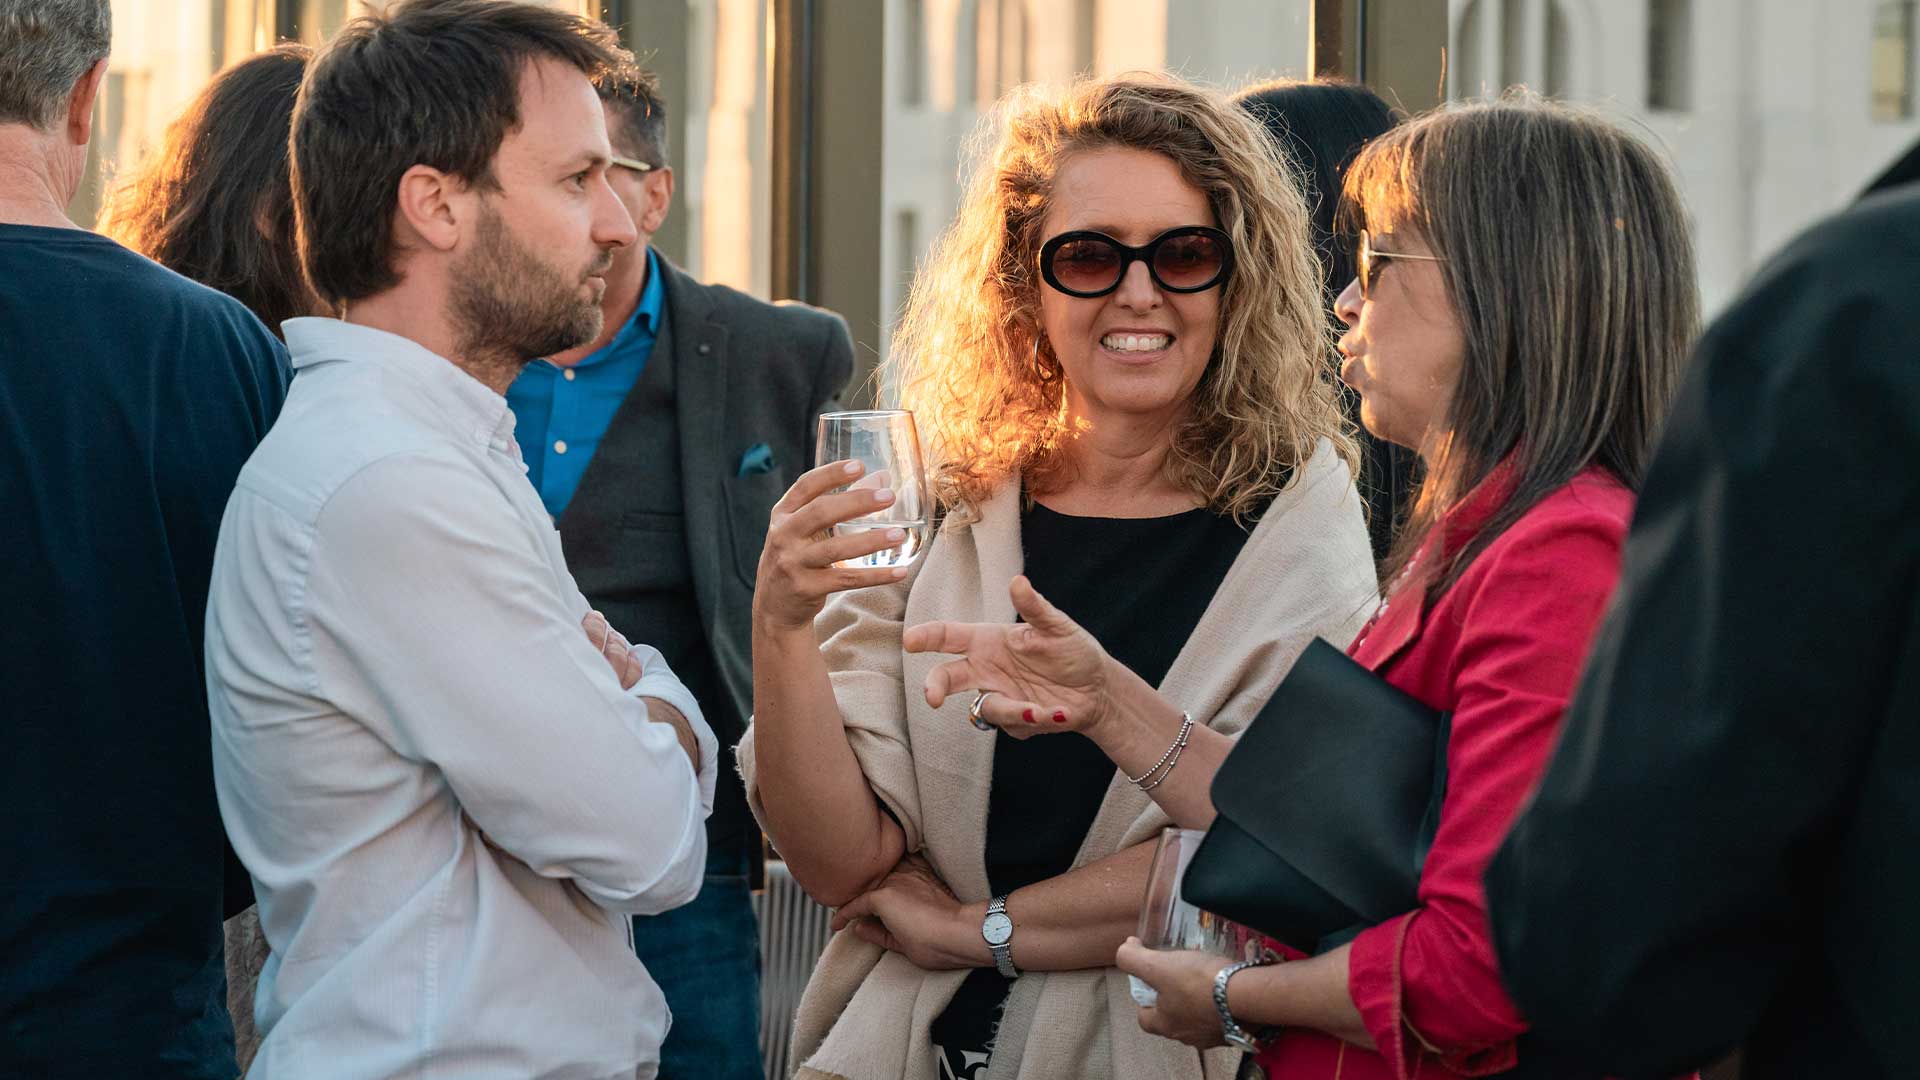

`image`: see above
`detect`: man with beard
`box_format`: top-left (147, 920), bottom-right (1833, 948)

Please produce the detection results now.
top-left (504, 67), bottom-right (853, 1080)
top-left (202, 3), bottom-right (716, 1077)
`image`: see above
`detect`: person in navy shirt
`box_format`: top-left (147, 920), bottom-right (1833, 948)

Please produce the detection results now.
top-left (0, 3), bottom-right (289, 1076)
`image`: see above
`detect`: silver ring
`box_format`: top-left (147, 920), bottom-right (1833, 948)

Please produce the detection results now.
top-left (968, 690), bottom-right (996, 732)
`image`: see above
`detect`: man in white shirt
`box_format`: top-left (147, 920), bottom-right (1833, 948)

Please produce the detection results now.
top-left (203, 3), bottom-right (716, 1077)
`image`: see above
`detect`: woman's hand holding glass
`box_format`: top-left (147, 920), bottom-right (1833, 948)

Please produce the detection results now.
top-left (1116, 938), bottom-right (1236, 1049)
top-left (902, 574), bottom-right (1118, 736)
top-left (753, 460), bottom-right (914, 633)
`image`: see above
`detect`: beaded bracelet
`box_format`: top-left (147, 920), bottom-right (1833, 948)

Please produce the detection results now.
top-left (1126, 712), bottom-right (1194, 790)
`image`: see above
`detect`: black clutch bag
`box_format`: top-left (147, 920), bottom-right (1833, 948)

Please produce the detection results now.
top-left (1181, 637), bottom-right (1450, 954)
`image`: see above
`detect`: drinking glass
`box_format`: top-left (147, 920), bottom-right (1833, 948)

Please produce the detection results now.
top-left (1130, 826), bottom-right (1270, 1007)
top-left (814, 410), bottom-right (932, 570)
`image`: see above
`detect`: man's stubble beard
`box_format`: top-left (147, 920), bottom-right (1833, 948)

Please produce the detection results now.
top-left (450, 202), bottom-right (607, 389)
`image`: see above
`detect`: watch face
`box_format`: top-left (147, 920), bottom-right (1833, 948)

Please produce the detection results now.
top-left (982, 912), bottom-right (1014, 946)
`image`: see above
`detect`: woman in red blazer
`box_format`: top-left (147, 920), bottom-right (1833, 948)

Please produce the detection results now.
top-left (897, 96), bottom-right (1701, 1078)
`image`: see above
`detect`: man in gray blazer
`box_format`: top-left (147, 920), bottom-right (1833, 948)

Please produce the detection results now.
top-left (504, 65), bottom-right (854, 1080)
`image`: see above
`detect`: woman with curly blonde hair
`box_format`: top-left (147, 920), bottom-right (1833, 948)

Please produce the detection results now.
top-left (738, 73), bottom-right (1378, 1080)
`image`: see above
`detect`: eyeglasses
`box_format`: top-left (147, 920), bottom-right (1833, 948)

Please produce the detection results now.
top-left (610, 155), bottom-right (656, 174)
top-left (1037, 226), bottom-right (1234, 298)
top-left (1356, 229), bottom-right (1444, 300)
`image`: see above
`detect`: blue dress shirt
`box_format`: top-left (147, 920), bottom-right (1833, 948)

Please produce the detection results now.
top-left (508, 248), bottom-right (665, 518)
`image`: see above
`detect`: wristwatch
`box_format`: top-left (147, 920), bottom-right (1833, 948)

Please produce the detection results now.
top-left (1214, 958), bottom-right (1275, 1052)
top-left (981, 894), bottom-right (1019, 978)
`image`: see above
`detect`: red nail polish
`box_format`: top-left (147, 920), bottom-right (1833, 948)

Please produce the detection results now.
top-left (1053, 710), bottom-right (1067, 724)
top-left (1022, 709), bottom-right (1035, 723)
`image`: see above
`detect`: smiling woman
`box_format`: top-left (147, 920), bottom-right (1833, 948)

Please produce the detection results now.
top-left (736, 73), bottom-right (1381, 1080)
top-left (899, 95), bottom-right (1704, 1080)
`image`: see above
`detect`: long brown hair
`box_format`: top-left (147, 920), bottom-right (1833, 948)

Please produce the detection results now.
top-left (886, 73), bottom-right (1353, 524)
top-left (1341, 94), bottom-right (1699, 599)
top-left (100, 44), bottom-right (316, 335)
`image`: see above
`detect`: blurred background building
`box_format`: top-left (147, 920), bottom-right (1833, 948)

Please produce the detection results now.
top-left (78, 0), bottom-right (1920, 393)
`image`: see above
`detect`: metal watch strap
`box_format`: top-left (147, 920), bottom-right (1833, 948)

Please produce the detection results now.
top-left (985, 894), bottom-right (1019, 978)
top-left (1214, 958), bottom-right (1272, 1052)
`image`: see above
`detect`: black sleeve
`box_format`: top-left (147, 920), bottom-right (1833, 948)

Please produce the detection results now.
top-left (1484, 194), bottom-right (1920, 1076)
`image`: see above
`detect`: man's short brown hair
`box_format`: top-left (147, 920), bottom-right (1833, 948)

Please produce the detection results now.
top-left (292, 0), bottom-right (628, 309)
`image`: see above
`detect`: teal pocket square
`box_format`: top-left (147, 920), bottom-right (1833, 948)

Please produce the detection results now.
top-left (736, 443), bottom-right (775, 477)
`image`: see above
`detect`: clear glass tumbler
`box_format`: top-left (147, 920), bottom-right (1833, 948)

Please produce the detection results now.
top-left (1130, 826), bottom-right (1269, 1007)
top-left (814, 409), bottom-right (932, 570)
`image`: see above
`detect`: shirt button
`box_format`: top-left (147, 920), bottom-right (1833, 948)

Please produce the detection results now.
top-left (697, 343), bottom-right (712, 356)
top-left (554, 440), bottom-right (568, 455)
top-left (563, 368), bottom-right (576, 381)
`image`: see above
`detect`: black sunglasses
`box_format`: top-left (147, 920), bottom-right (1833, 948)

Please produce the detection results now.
top-left (1037, 226), bottom-right (1235, 298)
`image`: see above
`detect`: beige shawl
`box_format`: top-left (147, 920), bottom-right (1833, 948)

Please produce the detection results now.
top-left (737, 439), bottom-right (1379, 1080)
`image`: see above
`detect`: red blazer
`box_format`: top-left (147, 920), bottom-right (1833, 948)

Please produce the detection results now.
top-left (1257, 466), bottom-right (1633, 1080)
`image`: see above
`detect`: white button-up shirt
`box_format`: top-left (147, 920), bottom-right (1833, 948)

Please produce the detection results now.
top-left (207, 318), bottom-right (718, 1080)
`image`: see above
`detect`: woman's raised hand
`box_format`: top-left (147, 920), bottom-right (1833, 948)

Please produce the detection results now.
top-left (902, 575), bottom-right (1115, 737)
top-left (754, 460), bottom-right (913, 632)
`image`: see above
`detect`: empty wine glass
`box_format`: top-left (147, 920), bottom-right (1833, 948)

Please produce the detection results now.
top-left (1130, 826), bottom-right (1269, 1007)
top-left (815, 410), bottom-right (931, 570)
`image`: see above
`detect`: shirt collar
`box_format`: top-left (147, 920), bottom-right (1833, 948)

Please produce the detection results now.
top-left (634, 246), bottom-right (665, 335)
top-left (283, 316), bottom-right (517, 450)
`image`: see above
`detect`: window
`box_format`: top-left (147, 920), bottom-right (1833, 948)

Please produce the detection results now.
top-left (1546, 0), bottom-right (1570, 97)
top-left (1647, 0), bottom-right (1693, 112)
top-left (1501, 0), bottom-right (1529, 94)
top-left (1873, 0), bottom-right (1915, 122)
top-left (1453, 0), bottom-right (1586, 101)
top-left (975, 0), bottom-right (1029, 109)
top-left (1453, 0), bottom-right (1488, 99)
top-left (901, 0), bottom-right (928, 107)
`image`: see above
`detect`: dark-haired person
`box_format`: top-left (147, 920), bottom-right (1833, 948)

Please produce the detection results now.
top-left (904, 96), bottom-right (1700, 1079)
top-left (203, 2), bottom-right (716, 1077)
top-left (1236, 79), bottom-right (1414, 563)
top-left (1485, 183), bottom-right (1920, 1080)
top-left (100, 43), bottom-right (317, 336)
top-left (503, 65), bottom-right (852, 1080)
top-left (0, 2), bottom-right (289, 1078)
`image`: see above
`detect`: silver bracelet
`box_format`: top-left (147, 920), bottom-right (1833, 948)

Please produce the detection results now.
top-left (1137, 732), bottom-right (1188, 791)
top-left (1126, 712), bottom-right (1193, 789)
top-left (1215, 958), bottom-right (1277, 1052)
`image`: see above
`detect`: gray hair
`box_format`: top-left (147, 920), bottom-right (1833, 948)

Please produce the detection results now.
top-left (0, 0), bottom-right (111, 130)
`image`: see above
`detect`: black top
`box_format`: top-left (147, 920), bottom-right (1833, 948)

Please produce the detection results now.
top-left (930, 498), bottom-right (1253, 1059)
top-left (0, 224), bottom-right (289, 1079)
top-left (1485, 186), bottom-right (1920, 1079)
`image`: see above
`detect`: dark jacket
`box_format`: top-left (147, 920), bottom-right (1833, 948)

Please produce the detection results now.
top-left (1485, 187), bottom-right (1920, 1079)
top-left (556, 257), bottom-right (853, 873)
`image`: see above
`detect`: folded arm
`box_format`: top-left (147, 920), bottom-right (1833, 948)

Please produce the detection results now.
top-left (307, 453), bottom-right (713, 915)
top-left (833, 840), bottom-right (1156, 974)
